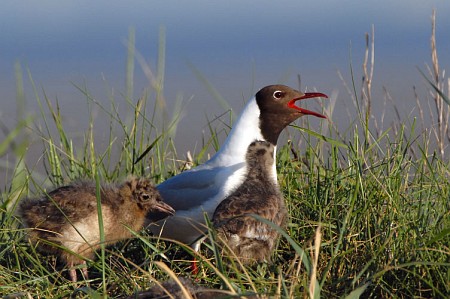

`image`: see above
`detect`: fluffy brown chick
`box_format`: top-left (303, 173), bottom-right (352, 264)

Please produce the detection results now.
top-left (213, 140), bottom-right (287, 265)
top-left (19, 176), bottom-right (175, 282)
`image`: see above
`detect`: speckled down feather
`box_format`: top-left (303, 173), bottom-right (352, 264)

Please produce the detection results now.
top-left (213, 140), bottom-right (287, 264)
top-left (18, 176), bottom-right (174, 282)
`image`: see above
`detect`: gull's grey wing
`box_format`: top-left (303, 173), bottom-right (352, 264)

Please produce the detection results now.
top-left (156, 163), bottom-right (244, 211)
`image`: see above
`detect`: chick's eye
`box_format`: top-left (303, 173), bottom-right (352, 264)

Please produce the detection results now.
top-left (273, 91), bottom-right (283, 99)
top-left (142, 194), bottom-right (150, 201)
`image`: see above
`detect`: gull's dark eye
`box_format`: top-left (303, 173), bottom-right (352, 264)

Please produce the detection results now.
top-left (273, 91), bottom-right (284, 99)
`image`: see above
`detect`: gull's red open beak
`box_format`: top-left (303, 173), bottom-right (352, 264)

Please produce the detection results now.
top-left (288, 92), bottom-right (328, 118)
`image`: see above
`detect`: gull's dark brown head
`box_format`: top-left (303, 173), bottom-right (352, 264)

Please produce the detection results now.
top-left (255, 84), bottom-right (327, 144)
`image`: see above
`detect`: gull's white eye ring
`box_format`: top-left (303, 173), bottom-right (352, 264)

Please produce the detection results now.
top-left (273, 91), bottom-right (283, 99)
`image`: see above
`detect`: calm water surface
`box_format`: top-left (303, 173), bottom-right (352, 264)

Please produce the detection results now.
top-left (0, 1), bottom-right (449, 184)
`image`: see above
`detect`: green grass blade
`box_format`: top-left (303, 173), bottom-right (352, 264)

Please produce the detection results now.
top-left (291, 125), bottom-right (348, 149)
top-left (249, 214), bottom-right (311, 274)
top-left (418, 68), bottom-right (450, 106)
top-left (344, 283), bottom-right (370, 299)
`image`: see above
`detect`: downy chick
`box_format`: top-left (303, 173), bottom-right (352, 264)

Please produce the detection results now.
top-left (213, 140), bottom-right (287, 264)
top-left (19, 176), bottom-right (175, 282)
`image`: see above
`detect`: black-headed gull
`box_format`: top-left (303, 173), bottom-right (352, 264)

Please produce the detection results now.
top-left (149, 85), bottom-right (327, 248)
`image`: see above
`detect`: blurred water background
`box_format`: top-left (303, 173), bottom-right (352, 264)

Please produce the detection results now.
top-left (0, 1), bottom-right (449, 183)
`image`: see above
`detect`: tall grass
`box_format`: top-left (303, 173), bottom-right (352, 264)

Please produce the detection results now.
top-left (1, 12), bottom-right (449, 299)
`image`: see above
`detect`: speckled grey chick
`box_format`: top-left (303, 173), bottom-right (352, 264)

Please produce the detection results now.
top-left (19, 176), bottom-right (175, 282)
top-left (213, 140), bottom-right (287, 265)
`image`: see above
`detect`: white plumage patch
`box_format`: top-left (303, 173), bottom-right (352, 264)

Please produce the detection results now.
top-left (58, 205), bottom-right (114, 254)
top-left (241, 225), bottom-right (271, 241)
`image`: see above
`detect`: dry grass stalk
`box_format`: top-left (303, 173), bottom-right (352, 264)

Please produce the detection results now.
top-left (309, 225), bottom-right (322, 299)
top-left (362, 25), bottom-right (375, 118)
top-left (429, 9), bottom-right (449, 157)
top-left (361, 25), bottom-right (377, 140)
